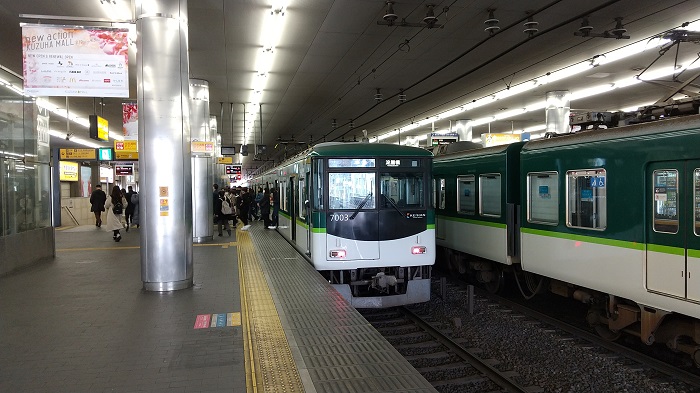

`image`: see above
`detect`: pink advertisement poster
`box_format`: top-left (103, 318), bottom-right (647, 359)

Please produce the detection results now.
top-left (122, 102), bottom-right (138, 140)
top-left (22, 24), bottom-right (129, 97)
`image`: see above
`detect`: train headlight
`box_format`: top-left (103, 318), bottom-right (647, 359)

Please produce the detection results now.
top-left (411, 246), bottom-right (426, 255)
top-left (330, 250), bottom-right (346, 258)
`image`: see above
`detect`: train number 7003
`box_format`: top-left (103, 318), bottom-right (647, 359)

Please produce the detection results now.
top-left (329, 213), bottom-right (350, 221)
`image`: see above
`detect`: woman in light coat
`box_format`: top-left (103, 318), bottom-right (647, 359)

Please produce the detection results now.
top-left (105, 185), bottom-right (127, 242)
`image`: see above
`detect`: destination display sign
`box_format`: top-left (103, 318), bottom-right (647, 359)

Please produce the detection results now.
top-left (22, 25), bottom-right (129, 97)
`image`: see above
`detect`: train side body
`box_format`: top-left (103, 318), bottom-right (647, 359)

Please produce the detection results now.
top-left (433, 142), bottom-right (523, 265)
top-left (520, 115), bottom-right (700, 320)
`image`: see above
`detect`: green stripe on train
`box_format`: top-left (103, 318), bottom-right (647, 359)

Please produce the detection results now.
top-left (438, 215), bottom-right (506, 229)
top-left (689, 249), bottom-right (700, 259)
top-left (427, 224), bottom-right (435, 229)
top-left (647, 244), bottom-right (685, 256)
top-left (520, 227), bottom-right (645, 251)
top-left (312, 227), bottom-right (327, 233)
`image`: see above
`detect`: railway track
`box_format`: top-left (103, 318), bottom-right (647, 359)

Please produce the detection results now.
top-left (438, 275), bottom-right (700, 390)
top-left (359, 307), bottom-right (540, 393)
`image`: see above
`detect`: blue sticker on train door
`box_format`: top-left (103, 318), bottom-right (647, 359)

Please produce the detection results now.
top-left (590, 176), bottom-right (605, 187)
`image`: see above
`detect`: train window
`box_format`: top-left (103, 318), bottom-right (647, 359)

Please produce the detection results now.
top-left (457, 175), bottom-right (476, 215)
top-left (312, 159), bottom-right (324, 210)
top-left (298, 177), bottom-right (306, 219)
top-left (379, 172), bottom-right (424, 208)
top-left (479, 174), bottom-right (501, 217)
top-left (527, 172), bottom-right (559, 225)
top-left (432, 178), bottom-right (436, 208)
top-left (280, 181), bottom-right (288, 212)
top-left (695, 169), bottom-right (700, 236)
top-left (653, 169), bottom-right (679, 234)
top-left (328, 172), bottom-right (375, 210)
top-left (566, 169), bottom-right (606, 230)
top-left (438, 178), bottom-right (446, 210)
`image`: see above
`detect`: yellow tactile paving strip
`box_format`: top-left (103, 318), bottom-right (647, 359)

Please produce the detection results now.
top-left (237, 228), bottom-right (305, 393)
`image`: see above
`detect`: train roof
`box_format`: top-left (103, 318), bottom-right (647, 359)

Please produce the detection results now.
top-left (308, 142), bottom-right (433, 157)
top-left (433, 141), bottom-right (524, 162)
top-left (522, 114), bottom-right (700, 152)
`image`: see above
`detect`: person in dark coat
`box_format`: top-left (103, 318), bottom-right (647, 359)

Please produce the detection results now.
top-left (259, 188), bottom-right (271, 228)
top-left (270, 188), bottom-right (280, 228)
top-left (89, 184), bottom-right (107, 227)
top-left (124, 186), bottom-right (136, 229)
top-left (130, 191), bottom-right (139, 228)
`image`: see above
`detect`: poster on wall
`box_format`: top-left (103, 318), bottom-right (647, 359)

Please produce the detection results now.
top-left (21, 24), bottom-right (129, 97)
top-left (122, 102), bottom-right (138, 140)
top-left (80, 166), bottom-right (92, 197)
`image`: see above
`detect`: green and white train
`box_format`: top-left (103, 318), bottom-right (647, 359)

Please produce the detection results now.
top-left (434, 114), bottom-right (700, 363)
top-left (251, 142), bottom-right (435, 308)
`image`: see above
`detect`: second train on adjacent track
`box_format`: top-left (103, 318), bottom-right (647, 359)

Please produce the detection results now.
top-left (433, 114), bottom-right (700, 363)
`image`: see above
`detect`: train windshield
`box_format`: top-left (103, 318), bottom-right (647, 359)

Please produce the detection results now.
top-left (328, 172), bottom-right (376, 210)
top-left (380, 172), bottom-right (425, 208)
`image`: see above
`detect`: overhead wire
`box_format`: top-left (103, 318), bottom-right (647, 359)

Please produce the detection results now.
top-left (329, 0), bottom-right (629, 141)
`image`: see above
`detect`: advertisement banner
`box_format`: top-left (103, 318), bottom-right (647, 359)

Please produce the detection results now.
top-left (22, 24), bottom-right (129, 97)
top-left (122, 102), bottom-right (138, 140)
top-left (80, 166), bottom-right (92, 197)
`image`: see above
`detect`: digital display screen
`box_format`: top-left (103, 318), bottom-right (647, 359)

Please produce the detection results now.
top-left (379, 159), bottom-right (421, 168)
top-left (221, 146), bottom-right (236, 156)
top-left (328, 158), bottom-right (375, 168)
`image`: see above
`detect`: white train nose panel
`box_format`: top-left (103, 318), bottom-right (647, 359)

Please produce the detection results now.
top-left (326, 234), bottom-right (379, 261)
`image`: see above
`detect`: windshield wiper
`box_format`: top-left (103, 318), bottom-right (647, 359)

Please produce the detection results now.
top-left (381, 193), bottom-right (405, 217)
top-left (350, 193), bottom-right (372, 219)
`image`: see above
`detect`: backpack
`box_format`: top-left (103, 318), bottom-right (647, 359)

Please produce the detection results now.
top-left (113, 200), bottom-right (123, 215)
top-left (221, 197), bottom-right (232, 215)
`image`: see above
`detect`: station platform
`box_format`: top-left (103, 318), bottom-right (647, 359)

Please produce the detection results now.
top-left (0, 219), bottom-right (435, 393)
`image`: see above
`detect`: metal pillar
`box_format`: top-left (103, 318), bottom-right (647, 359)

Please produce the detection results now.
top-left (545, 90), bottom-right (571, 134)
top-left (189, 79), bottom-right (212, 243)
top-left (136, 0), bottom-right (193, 291)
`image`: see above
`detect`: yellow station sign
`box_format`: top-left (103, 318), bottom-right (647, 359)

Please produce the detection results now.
top-left (59, 148), bottom-right (96, 160)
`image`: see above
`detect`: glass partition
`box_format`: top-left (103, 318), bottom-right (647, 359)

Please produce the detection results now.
top-left (0, 70), bottom-right (52, 236)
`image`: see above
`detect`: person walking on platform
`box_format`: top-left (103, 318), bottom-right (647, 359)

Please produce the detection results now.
top-left (89, 184), bottom-right (107, 227)
top-left (130, 191), bottom-right (140, 228)
top-left (214, 190), bottom-right (232, 237)
top-left (259, 188), bottom-right (271, 228)
top-left (105, 185), bottom-right (127, 242)
top-left (124, 186), bottom-right (136, 231)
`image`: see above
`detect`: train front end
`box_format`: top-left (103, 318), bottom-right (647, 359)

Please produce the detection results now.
top-left (308, 142), bottom-right (435, 308)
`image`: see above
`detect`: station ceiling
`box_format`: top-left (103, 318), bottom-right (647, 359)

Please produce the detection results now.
top-left (1, 0), bottom-right (699, 172)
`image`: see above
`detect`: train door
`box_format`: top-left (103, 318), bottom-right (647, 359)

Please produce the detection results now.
top-left (290, 176), bottom-right (296, 241)
top-left (435, 178), bottom-right (446, 239)
top-left (646, 161), bottom-right (700, 301)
